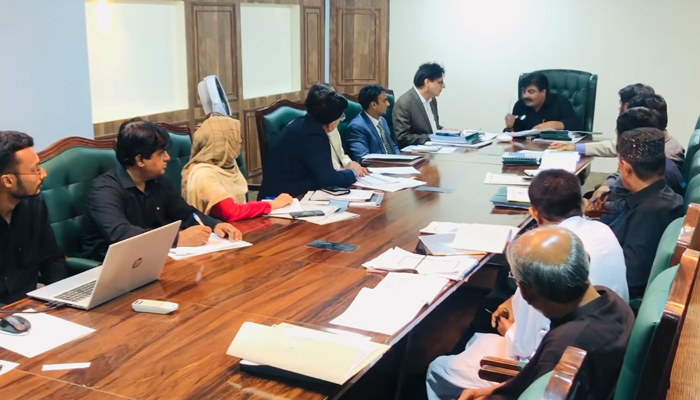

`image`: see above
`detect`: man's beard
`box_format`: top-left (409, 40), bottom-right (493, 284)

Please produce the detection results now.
top-left (11, 179), bottom-right (41, 199)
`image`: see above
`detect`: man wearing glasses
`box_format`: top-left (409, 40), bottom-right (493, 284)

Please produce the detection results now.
top-left (258, 83), bottom-right (367, 199)
top-left (0, 131), bottom-right (67, 305)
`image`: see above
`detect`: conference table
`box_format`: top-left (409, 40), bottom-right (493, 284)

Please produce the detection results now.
top-left (0, 140), bottom-right (591, 400)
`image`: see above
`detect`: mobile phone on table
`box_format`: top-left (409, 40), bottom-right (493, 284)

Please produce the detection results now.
top-left (307, 240), bottom-right (358, 252)
top-left (290, 210), bottom-right (325, 218)
top-left (321, 187), bottom-right (351, 196)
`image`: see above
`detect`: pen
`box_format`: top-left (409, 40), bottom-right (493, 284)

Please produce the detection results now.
top-left (506, 230), bottom-right (514, 246)
top-left (485, 308), bottom-right (494, 314)
top-left (265, 196), bottom-right (277, 200)
top-left (192, 213), bottom-right (205, 226)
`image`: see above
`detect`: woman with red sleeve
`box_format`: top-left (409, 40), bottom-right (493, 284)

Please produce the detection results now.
top-left (181, 115), bottom-right (292, 221)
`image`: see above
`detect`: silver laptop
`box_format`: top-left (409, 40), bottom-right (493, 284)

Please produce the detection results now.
top-left (29, 221), bottom-right (181, 310)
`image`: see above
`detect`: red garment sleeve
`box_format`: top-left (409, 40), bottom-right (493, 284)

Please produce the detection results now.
top-left (209, 197), bottom-right (272, 222)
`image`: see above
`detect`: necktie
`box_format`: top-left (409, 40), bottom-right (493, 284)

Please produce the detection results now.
top-left (376, 122), bottom-right (393, 154)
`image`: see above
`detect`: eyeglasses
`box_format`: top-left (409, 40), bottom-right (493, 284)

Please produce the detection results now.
top-left (508, 270), bottom-right (518, 282)
top-left (339, 113), bottom-right (346, 122)
top-left (12, 165), bottom-right (44, 176)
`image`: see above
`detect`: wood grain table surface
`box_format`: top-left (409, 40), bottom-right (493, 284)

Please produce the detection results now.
top-left (0, 140), bottom-right (592, 400)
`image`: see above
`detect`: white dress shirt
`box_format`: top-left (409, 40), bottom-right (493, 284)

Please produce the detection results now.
top-left (365, 111), bottom-right (380, 128)
top-left (414, 86), bottom-right (438, 133)
top-left (506, 216), bottom-right (629, 360)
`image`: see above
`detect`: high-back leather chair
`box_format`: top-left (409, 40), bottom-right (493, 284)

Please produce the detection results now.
top-left (517, 347), bottom-right (587, 400)
top-left (158, 123), bottom-right (192, 194)
top-left (683, 129), bottom-right (700, 181)
top-left (684, 175), bottom-right (700, 208)
top-left (385, 90), bottom-right (396, 139)
top-left (254, 99), bottom-right (306, 168)
top-left (39, 137), bottom-right (119, 273)
top-left (518, 69), bottom-right (598, 132)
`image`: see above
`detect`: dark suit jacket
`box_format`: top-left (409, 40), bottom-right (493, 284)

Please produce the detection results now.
top-left (346, 112), bottom-right (400, 160)
top-left (258, 114), bottom-right (357, 199)
top-left (393, 87), bottom-right (442, 147)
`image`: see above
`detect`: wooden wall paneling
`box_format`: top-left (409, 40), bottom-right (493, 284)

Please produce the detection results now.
top-left (330, 0), bottom-right (389, 94)
top-left (93, 109), bottom-right (191, 140)
top-left (302, 5), bottom-right (324, 89)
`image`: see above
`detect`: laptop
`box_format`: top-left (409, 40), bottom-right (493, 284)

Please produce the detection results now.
top-left (28, 221), bottom-right (181, 310)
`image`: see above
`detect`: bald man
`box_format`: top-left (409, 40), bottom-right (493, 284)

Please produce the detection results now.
top-left (429, 226), bottom-right (634, 400)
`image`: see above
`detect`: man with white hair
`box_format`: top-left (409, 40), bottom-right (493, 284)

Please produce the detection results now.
top-left (456, 226), bottom-right (634, 400)
top-left (426, 170), bottom-right (628, 399)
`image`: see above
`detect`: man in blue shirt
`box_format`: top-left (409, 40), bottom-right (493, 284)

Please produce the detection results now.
top-left (346, 85), bottom-right (400, 160)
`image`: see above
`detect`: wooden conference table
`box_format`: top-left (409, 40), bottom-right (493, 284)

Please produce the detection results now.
top-left (0, 141), bottom-right (591, 400)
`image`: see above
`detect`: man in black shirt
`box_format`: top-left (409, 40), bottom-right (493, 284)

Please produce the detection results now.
top-left (601, 127), bottom-right (684, 299)
top-left (0, 131), bottom-right (67, 305)
top-left (80, 119), bottom-right (242, 262)
top-left (505, 72), bottom-right (581, 132)
top-left (455, 226), bottom-right (634, 400)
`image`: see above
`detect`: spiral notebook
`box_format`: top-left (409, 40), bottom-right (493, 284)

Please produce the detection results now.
top-left (501, 150), bottom-right (544, 166)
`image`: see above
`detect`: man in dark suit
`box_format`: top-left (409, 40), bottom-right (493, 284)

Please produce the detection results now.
top-left (347, 84), bottom-right (400, 160)
top-left (258, 83), bottom-right (364, 199)
top-left (393, 63), bottom-right (446, 147)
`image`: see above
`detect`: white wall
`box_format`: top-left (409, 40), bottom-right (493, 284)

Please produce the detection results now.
top-left (0, 0), bottom-right (93, 150)
top-left (389, 0), bottom-right (700, 172)
top-left (85, 1), bottom-right (188, 123)
top-left (240, 4), bottom-right (301, 99)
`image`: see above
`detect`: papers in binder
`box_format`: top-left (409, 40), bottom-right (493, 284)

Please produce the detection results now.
top-left (450, 224), bottom-right (519, 254)
top-left (368, 167), bottom-right (420, 175)
top-left (226, 322), bottom-right (390, 385)
top-left (483, 172), bottom-right (530, 186)
top-left (362, 247), bottom-right (478, 280)
top-left (169, 234), bottom-right (253, 260)
top-left (506, 187), bottom-right (530, 203)
top-left (354, 174), bottom-right (426, 192)
top-left (538, 150), bottom-right (580, 172)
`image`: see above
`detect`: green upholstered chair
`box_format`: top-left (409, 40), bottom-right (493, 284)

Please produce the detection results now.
top-left (687, 150), bottom-right (700, 181)
top-left (684, 174), bottom-right (700, 208)
top-left (517, 347), bottom-right (587, 400)
top-left (156, 123), bottom-right (194, 194)
top-left (696, 115), bottom-right (700, 131)
top-left (683, 129), bottom-right (700, 181)
top-left (39, 137), bottom-right (119, 274)
top-left (518, 70), bottom-right (598, 132)
top-left (254, 99), bottom-right (307, 168)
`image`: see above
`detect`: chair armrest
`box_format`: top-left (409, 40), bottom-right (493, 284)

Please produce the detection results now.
top-left (478, 365), bottom-right (519, 383)
top-left (480, 356), bottom-right (521, 370)
top-left (66, 257), bottom-right (101, 275)
top-left (247, 184), bottom-right (261, 192)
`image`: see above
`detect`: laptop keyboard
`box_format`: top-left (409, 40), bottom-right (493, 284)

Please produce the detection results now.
top-left (54, 280), bottom-right (97, 302)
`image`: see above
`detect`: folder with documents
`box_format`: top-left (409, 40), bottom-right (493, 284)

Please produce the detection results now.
top-left (450, 224), bottom-right (519, 254)
top-left (362, 247), bottom-right (478, 280)
top-left (537, 150), bottom-right (580, 172)
top-left (226, 322), bottom-right (390, 385)
top-left (490, 187), bottom-right (531, 209)
top-left (362, 154), bottom-right (424, 166)
top-left (353, 174), bottom-right (426, 192)
top-left (502, 151), bottom-right (544, 166)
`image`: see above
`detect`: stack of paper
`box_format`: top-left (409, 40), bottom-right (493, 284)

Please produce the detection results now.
top-left (169, 234), bottom-right (253, 260)
top-left (419, 233), bottom-right (486, 256)
top-left (226, 322), bottom-right (390, 385)
top-left (362, 154), bottom-right (423, 166)
top-left (411, 144), bottom-right (458, 154)
top-left (538, 150), bottom-right (580, 172)
top-left (330, 273), bottom-right (450, 335)
top-left (271, 204), bottom-right (360, 225)
top-left (401, 145), bottom-right (441, 153)
top-left (420, 221), bottom-right (462, 234)
top-left (368, 166), bottom-right (420, 175)
top-left (362, 247), bottom-right (478, 280)
top-left (0, 311), bottom-right (95, 358)
top-left (309, 189), bottom-right (375, 202)
top-left (511, 129), bottom-right (541, 138)
top-left (450, 224), bottom-right (519, 254)
top-left (354, 174), bottom-right (426, 192)
top-left (428, 132), bottom-right (497, 148)
top-left (490, 187), bottom-right (531, 209)
top-left (302, 191), bottom-right (384, 208)
top-left (266, 198), bottom-right (304, 216)
top-left (483, 172), bottom-right (531, 186)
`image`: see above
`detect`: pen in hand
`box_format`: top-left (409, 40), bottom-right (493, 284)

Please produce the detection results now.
top-left (192, 212), bottom-right (205, 226)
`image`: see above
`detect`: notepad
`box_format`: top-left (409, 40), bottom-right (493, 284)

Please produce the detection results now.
top-left (450, 224), bottom-right (519, 254)
top-left (373, 272), bottom-right (451, 304)
top-left (490, 187), bottom-right (531, 210)
top-left (483, 172), bottom-right (531, 186)
top-left (169, 234), bottom-right (252, 260)
top-left (538, 150), bottom-right (580, 172)
top-left (226, 322), bottom-right (390, 385)
top-left (362, 247), bottom-right (478, 280)
top-left (506, 187), bottom-right (530, 203)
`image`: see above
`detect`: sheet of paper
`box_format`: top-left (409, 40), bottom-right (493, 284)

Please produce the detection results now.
top-left (329, 287), bottom-right (428, 335)
top-left (362, 247), bottom-right (426, 272)
top-left (419, 233), bottom-right (486, 256)
top-left (415, 256), bottom-right (479, 281)
top-left (373, 272), bottom-right (449, 304)
top-left (266, 198), bottom-right (304, 216)
top-left (169, 234), bottom-right (253, 260)
top-left (506, 186), bottom-right (530, 203)
top-left (0, 311), bottom-right (95, 358)
top-left (483, 172), bottom-right (530, 186)
top-left (368, 167), bottom-right (420, 175)
top-left (306, 211), bottom-right (359, 225)
top-left (42, 362), bottom-right (91, 371)
top-left (419, 221), bottom-right (464, 235)
top-left (0, 360), bottom-right (19, 376)
top-left (354, 175), bottom-right (426, 192)
top-left (538, 150), bottom-right (580, 172)
top-left (450, 224), bottom-right (519, 254)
